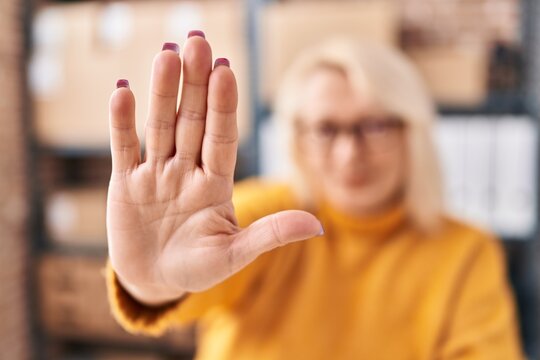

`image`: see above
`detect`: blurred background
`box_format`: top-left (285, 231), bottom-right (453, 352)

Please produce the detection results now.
top-left (1, 0), bottom-right (540, 359)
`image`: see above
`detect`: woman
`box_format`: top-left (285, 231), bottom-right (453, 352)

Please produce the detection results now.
top-left (105, 32), bottom-right (524, 359)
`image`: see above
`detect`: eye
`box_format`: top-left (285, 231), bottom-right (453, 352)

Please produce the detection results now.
top-left (363, 121), bottom-right (390, 135)
top-left (315, 122), bottom-right (339, 139)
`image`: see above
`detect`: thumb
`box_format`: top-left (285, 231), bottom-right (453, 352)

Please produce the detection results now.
top-left (229, 210), bottom-right (323, 268)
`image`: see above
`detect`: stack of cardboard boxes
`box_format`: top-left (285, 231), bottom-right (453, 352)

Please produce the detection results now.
top-left (398, 0), bottom-right (520, 107)
top-left (38, 255), bottom-right (195, 352)
top-left (259, 0), bottom-right (520, 107)
top-left (31, 0), bottom-right (250, 149)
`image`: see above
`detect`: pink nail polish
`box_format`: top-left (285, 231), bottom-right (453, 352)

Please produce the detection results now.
top-left (116, 79), bottom-right (129, 89)
top-left (162, 42), bottom-right (180, 53)
top-left (188, 30), bottom-right (205, 39)
top-left (214, 58), bottom-right (230, 68)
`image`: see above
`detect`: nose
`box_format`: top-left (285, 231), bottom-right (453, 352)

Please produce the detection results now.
top-left (331, 133), bottom-right (365, 164)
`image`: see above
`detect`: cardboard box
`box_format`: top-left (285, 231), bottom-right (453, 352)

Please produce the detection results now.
top-left (45, 187), bottom-right (108, 247)
top-left (398, 0), bottom-right (519, 46)
top-left (38, 254), bottom-right (196, 351)
top-left (406, 44), bottom-right (489, 107)
top-left (260, 0), bottom-right (399, 102)
top-left (30, 1), bottom-right (250, 149)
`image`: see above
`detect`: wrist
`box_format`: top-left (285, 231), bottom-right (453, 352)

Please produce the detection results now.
top-left (116, 274), bottom-right (188, 307)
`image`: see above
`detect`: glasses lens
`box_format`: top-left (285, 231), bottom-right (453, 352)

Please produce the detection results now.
top-left (314, 122), bottom-right (338, 144)
top-left (362, 120), bottom-right (403, 151)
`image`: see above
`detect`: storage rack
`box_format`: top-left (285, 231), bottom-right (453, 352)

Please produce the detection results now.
top-left (22, 0), bottom-right (539, 358)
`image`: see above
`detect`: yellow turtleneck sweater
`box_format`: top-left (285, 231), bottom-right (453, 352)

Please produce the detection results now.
top-left (105, 178), bottom-right (524, 360)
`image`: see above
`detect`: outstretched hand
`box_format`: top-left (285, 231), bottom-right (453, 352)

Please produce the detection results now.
top-left (106, 33), bottom-right (322, 306)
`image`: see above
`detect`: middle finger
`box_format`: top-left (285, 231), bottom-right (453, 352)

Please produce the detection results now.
top-left (175, 31), bottom-right (213, 167)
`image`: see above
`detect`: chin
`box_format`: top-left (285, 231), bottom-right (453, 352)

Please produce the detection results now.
top-left (329, 186), bottom-right (387, 216)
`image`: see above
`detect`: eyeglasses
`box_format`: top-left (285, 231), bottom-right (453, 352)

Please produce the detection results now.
top-left (295, 116), bottom-right (405, 152)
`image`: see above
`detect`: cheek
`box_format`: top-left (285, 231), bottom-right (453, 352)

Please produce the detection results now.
top-left (298, 144), bottom-right (329, 174)
top-left (373, 150), bottom-right (407, 192)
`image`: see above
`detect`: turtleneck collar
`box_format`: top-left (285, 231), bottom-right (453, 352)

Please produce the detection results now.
top-left (318, 200), bottom-right (408, 238)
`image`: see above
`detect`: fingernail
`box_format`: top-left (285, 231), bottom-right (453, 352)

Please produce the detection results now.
top-left (188, 30), bottom-right (205, 39)
top-left (214, 58), bottom-right (230, 68)
top-left (318, 225), bottom-right (325, 236)
top-left (162, 42), bottom-right (180, 53)
top-left (116, 79), bottom-right (129, 89)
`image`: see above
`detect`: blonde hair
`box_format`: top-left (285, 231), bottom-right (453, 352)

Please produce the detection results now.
top-left (273, 39), bottom-right (444, 233)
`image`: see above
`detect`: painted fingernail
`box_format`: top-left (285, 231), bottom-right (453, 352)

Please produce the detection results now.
top-left (116, 79), bottom-right (129, 89)
top-left (214, 58), bottom-right (230, 68)
top-left (318, 224), bottom-right (325, 236)
top-left (162, 42), bottom-right (180, 53)
top-left (188, 30), bottom-right (205, 39)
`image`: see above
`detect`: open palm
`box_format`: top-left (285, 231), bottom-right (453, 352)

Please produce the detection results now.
top-left (107, 34), bottom-right (322, 306)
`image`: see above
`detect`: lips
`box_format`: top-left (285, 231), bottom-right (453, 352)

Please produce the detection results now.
top-left (341, 175), bottom-right (370, 187)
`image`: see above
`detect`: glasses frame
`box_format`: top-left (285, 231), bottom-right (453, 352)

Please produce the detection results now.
top-left (294, 115), bottom-right (406, 153)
